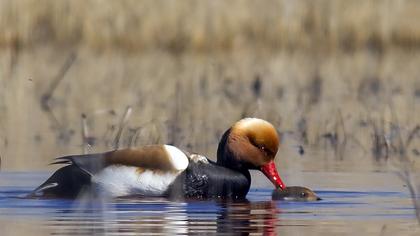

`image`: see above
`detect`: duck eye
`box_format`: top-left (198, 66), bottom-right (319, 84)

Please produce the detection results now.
top-left (260, 146), bottom-right (269, 156)
top-left (301, 192), bottom-right (307, 197)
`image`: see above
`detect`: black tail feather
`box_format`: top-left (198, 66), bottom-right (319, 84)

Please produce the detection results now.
top-left (50, 153), bottom-right (107, 175)
top-left (27, 165), bottom-right (92, 199)
top-left (50, 158), bottom-right (72, 165)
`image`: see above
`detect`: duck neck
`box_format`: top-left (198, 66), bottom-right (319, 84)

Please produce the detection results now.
top-left (217, 128), bottom-right (251, 180)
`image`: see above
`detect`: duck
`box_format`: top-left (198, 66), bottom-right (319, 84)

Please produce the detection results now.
top-left (271, 186), bottom-right (321, 201)
top-left (29, 118), bottom-right (286, 199)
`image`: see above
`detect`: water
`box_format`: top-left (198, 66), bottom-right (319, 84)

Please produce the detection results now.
top-left (0, 172), bottom-right (419, 235)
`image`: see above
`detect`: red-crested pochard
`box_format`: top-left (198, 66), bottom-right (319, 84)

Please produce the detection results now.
top-left (29, 118), bottom-right (286, 199)
top-left (272, 186), bottom-right (321, 201)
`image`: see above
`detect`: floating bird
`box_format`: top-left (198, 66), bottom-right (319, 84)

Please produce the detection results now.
top-left (29, 118), bottom-right (286, 199)
top-left (272, 186), bottom-right (321, 201)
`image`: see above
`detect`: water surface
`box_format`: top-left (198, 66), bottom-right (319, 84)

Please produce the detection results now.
top-left (0, 171), bottom-right (419, 235)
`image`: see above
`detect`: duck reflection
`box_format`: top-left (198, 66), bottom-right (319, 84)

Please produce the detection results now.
top-left (216, 200), bottom-right (278, 235)
top-left (47, 198), bottom-right (279, 235)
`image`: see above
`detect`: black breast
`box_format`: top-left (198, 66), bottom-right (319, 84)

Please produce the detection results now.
top-left (168, 161), bottom-right (251, 200)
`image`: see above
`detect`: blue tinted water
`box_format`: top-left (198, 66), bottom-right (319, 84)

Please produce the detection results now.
top-left (0, 172), bottom-right (418, 235)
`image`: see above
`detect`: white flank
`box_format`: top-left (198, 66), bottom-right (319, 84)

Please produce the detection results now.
top-left (92, 165), bottom-right (181, 197)
top-left (164, 145), bottom-right (189, 171)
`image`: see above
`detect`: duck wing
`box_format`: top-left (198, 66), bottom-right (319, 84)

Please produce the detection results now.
top-left (51, 152), bottom-right (107, 175)
top-left (51, 144), bottom-right (189, 175)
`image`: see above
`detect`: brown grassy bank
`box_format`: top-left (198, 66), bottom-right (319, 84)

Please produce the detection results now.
top-left (0, 46), bottom-right (419, 172)
top-left (0, 0), bottom-right (419, 174)
top-left (1, 0), bottom-right (420, 52)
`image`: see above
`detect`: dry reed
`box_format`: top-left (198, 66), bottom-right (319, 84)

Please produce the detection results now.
top-left (0, 0), bottom-right (420, 52)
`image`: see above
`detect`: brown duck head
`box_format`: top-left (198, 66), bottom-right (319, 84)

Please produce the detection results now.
top-left (217, 118), bottom-right (286, 190)
top-left (272, 186), bottom-right (321, 201)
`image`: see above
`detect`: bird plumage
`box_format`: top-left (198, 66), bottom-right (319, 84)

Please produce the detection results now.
top-left (29, 118), bottom-right (286, 199)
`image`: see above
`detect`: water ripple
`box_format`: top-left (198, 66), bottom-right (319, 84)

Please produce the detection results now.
top-left (0, 172), bottom-right (418, 235)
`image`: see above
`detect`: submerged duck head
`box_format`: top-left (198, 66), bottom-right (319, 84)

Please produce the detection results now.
top-left (272, 186), bottom-right (321, 201)
top-left (217, 118), bottom-right (286, 189)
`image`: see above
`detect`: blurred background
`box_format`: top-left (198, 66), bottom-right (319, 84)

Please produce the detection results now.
top-left (0, 0), bottom-right (419, 174)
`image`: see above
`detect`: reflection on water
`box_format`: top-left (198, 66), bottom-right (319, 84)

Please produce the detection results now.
top-left (1, 192), bottom-right (279, 235)
top-left (0, 172), bottom-right (419, 235)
